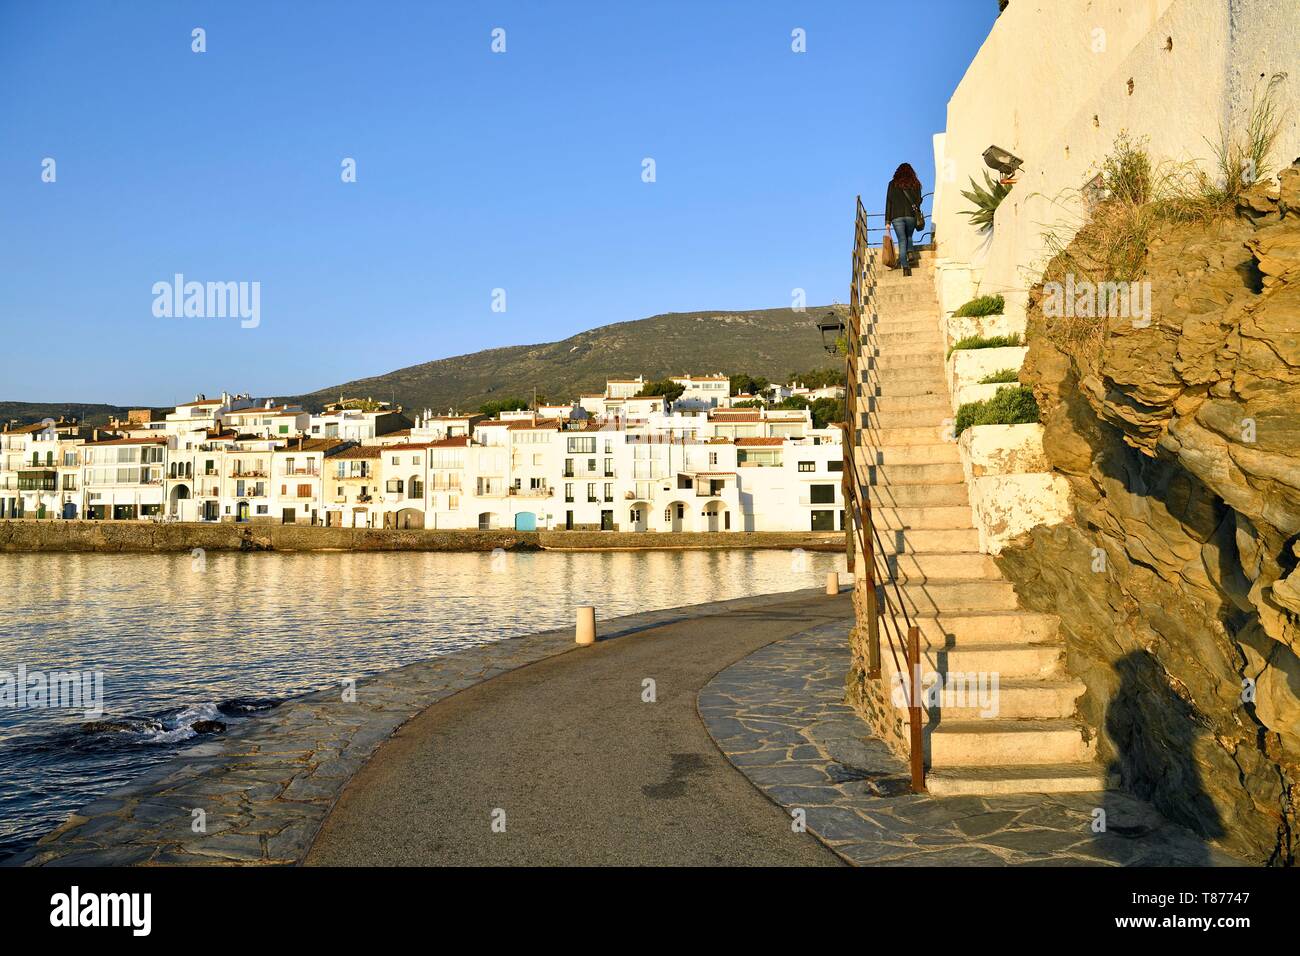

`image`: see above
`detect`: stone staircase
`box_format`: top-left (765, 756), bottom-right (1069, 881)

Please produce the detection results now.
top-left (860, 250), bottom-right (1109, 797)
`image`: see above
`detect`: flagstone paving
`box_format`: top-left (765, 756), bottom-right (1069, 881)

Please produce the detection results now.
top-left (699, 621), bottom-right (1245, 866)
top-left (8, 588), bottom-right (822, 867)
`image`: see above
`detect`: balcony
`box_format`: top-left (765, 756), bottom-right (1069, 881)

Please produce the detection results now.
top-left (231, 470), bottom-right (267, 478)
top-left (509, 487), bottom-right (553, 498)
top-left (283, 467), bottom-right (319, 476)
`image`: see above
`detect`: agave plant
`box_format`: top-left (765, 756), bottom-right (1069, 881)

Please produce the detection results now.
top-left (960, 171), bottom-right (1012, 233)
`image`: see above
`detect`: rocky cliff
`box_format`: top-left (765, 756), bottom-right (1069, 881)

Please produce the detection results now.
top-left (998, 164), bottom-right (1300, 864)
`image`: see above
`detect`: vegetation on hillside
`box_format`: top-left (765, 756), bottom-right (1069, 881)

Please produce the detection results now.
top-left (635, 379), bottom-right (686, 402)
top-left (478, 397), bottom-right (528, 417)
top-left (283, 305), bottom-right (835, 416)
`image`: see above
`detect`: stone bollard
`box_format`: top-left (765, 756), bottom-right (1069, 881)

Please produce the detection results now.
top-left (826, 572), bottom-right (840, 596)
top-left (575, 606), bottom-right (596, 645)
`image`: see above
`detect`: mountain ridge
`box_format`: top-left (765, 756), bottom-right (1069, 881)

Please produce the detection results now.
top-left (3, 304), bottom-right (845, 424)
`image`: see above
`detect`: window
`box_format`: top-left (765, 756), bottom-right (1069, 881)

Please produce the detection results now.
top-left (810, 484), bottom-right (835, 504)
top-left (564, 482), bottom-right (574, 502)
top-left (587, 483), bottom-right (597, 502)
top-left (828, 460), bottom-right (843, 472)
top-left (603, 482), bottom-right (613, 502)
top-left (798, 461), bottom-right (815, 472)
top-left (278, 425), bottom-right (289, 434)
top-left (810, 510), bottom-right (835, 531)
top-left (603, 458), bottom-right (614, 476)
top-left (568, 437), bottom-right (595, 454)
top-left (709, 452), bottom-right (718, 466)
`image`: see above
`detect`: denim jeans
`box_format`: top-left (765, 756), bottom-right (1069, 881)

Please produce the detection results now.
top-left (892, 216), bottom-right (916, 269)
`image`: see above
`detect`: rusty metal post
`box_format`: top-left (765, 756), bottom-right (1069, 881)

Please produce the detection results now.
top-left (907, 624), bottom-right (925, 793)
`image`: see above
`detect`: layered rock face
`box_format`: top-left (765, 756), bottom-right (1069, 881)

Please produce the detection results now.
top-left (998, 165), bottom-right (1300, 864)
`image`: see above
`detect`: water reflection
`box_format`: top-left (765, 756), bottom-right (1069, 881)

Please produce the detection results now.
top-left (0, 548), bottom-right (842, 858)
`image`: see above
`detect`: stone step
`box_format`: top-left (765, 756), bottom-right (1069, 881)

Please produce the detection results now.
top-left (887, 579), bottom-right (1022, 616)
top-left (869, 380), bottom-right (950, 399)
top-left (866, 318), bottom-right (939, 333)
top-left (865, 409), bottom-right (949, 429)
top-left (867, 425), bottom-right (953, 446)
top-left (867, 365), bottom-right (948, 383)
top-left (926, 762), bottom-right (1112, 796)
top-left (874, 291), bottom-right (939, 305)
top-left (876, 609), bottom-right (1060, 646)
top-left (864, 443), bottom-right (959, 465)
top-left (918, 678), bottom-right (1086, 722)
top-left (865, 393), bottom-right (951, 413)
top-left (868, 353), bottom-right (945, 371)
top-left (884, 551), bottom-right (1001, 580)
top-left (868, 461), bottom-right (965, 485)
top-left (883, 640), bottom-right (1065, 678)
top-left (872, 505), bottom-right (976, 530)
top-left (863, 340), bottom-right (945, 358)
top-left (868, 527), bottom-right (982, 555)
top-left (869, 483), bottom-right (970, 508)
top-left (926, 719), bottom-right (1096, 767)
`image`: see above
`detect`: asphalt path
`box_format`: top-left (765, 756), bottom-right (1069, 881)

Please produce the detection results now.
top-left (306, 591), bottom-right (851, 866)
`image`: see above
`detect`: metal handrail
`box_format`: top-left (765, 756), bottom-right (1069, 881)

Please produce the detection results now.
top-left (845, 195), bottom-right (926, 793)
top-left (862, 191), bottom-right (936, 240)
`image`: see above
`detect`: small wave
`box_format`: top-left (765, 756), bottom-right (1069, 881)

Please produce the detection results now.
top-left (217, 696), bottom-right (282, 716)
top-left (79, 702), bottom-right (229, 745)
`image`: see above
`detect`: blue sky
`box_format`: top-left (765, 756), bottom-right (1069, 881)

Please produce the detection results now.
top-left (0, 1), bottom-right (995, 406)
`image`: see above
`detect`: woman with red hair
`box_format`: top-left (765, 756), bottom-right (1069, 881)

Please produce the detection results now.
top-left (885, 163), bottom-right (924, 277)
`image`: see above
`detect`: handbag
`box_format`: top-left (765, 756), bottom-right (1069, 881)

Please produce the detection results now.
top-left (911, 194), bottom-right (926, 231)
top-left (882, 227), bottom-right (898, 268)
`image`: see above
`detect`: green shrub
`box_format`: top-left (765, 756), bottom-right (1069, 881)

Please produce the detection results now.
top-left (960, 171), bottom-right (1013, 233)
top-left (947, 333), bottom-right (1023, 359)
top-left (952, 294), bottom-right (1005, 317)
top-left (954, 386), bottom-right (1040, 436)
top-left (978, 368), bottom-right (1020, 384)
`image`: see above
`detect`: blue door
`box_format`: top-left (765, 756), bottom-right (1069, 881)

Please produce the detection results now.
top-left (514, 512), bottom-right (537, 531)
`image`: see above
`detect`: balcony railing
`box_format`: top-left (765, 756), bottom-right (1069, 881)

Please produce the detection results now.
top-left (509, 487), bottom-right (553, 497)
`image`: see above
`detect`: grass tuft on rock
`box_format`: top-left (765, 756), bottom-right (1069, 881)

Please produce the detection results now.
top-left (947, 333), bottom-right (1023, 360)
top-left (955, 385), bottom-right (1040, 436)
top-left (952, 294), bottom-right (1005, 317)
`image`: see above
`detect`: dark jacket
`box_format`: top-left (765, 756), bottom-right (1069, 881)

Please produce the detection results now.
top-left (885, 182), bottom-right (923, 223)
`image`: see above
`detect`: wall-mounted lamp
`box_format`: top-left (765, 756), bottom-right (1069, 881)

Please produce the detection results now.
top-left (983, 145), bottom-right (1024, 184)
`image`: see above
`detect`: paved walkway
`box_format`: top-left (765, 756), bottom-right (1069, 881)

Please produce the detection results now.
top-left (700, 621), bottom-right (1244, 866)
top-left (12, 588), bottom-right (839, 866)
top-left (306, 594), bottom-right (851, 865)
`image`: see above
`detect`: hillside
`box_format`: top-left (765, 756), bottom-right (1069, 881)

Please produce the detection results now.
top-left (0, 402), bottom-right (135, 429)
top-left (2, 305), bottom-right (845, 425)
top-left (287, 305), bottom-right (845, 414)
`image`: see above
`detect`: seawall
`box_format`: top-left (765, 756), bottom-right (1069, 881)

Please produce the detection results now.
top-left (0, 520), bottom-right (844, 555)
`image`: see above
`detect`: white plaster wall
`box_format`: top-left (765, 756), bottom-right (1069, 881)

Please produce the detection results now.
top-left (946, 346), bottom-right (1028, 411)
top-left (958, 424), bottom-right (1070, 554)
top-left (932, 0), bottom-right (1300, 318)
